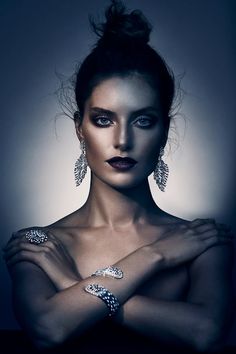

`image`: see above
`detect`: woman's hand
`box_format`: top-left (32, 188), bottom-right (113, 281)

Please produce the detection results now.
top-left (3, 229), bottom-right (81, 291)
top-left (149, 218), bottom-right (233, 268)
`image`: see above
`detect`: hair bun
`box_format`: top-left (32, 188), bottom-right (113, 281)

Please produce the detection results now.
top-left (89, 0), bottom-right (152, 46)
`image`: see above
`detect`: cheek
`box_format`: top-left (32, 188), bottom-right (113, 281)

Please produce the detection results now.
top-left (135, 130), bottom-right (163, 158)
top-left (82, 128), bottom-right (111, 159)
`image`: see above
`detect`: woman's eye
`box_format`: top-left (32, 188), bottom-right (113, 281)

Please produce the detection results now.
top-left (93, 116), bottom-right (112, 127)
top-left (135, 116), bottom-right (155, 128)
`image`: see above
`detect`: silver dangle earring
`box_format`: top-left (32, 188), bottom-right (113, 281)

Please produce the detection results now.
top-left (153, 147), bottom-right (169, 192)
top-left (74, 140), bottom-right (88, 186)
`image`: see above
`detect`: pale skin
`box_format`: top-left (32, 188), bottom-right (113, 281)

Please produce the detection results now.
top-left (3, 74), bottom-right (234, 352)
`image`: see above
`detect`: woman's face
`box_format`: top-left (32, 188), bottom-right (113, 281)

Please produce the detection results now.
top-left (76, 73), bottom-right (168, 189)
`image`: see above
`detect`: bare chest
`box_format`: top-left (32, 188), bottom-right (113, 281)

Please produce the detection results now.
top-left (66, 233), bottom-right (189, 302)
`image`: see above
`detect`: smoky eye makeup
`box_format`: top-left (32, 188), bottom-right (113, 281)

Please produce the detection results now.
top-left (90, 114), bottom-right (113, 127)
top-left (131, 114), bottom-right (159, 129)
top-left (89, 107), bottom-right (114, 127)
top-left (134, 115), bottom-right (157, 127)
top-left (90, 114), bottom-right (157, 128)
top-left (89, 107), bottom-right (160, 128)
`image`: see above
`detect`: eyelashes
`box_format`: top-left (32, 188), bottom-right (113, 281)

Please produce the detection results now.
top-left (134, 117), bottom-right (156, 128)
top-left (92, 116), bottom-right (112, 127)
top-left (91, 115), bottom-right (157, 128)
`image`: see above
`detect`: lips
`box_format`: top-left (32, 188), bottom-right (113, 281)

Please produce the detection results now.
top-left (106, 156), bottom-right (137, 170)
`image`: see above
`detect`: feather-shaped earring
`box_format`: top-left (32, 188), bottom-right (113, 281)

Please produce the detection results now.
top-left (153, 147), bottom-right (169, 192)
top-left (74, 140), bottom-right (88, 186)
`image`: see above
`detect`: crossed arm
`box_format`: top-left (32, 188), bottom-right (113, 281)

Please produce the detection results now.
top-left (116, 245), bottom-right (234, 351)
top-left (4, 220), bottom-right (235, 351)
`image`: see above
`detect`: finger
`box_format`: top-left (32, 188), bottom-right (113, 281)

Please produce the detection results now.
top-left (3, 236), bottom-right (25, 251)
top-left (223, 231), bottom-right (234, 238)
top-left (3, 242), bottom-right (46, 261)
top-left (203, 233), bottom-right (234, 248)
top-left (217, 232), bottom-right (234, 241)
top-left (46, 231), bottom-right (61, 245)
top-left (190, 218), bottom-right (215, 228)
top-left (12, 228), bottom-right (49, 240)
top-left (11, 229), bottom-right (33, 238)
top-left (5, 250), bottom-right (42, 268)
top-left (46, 232), bottom-right (68, 254)
top-left (3, 232), bottom-right (36, 250)
top-left (159, 222), bottom-right (185, 234)
top-left (194, 222), bottom-right (229, 234)
top-left (2, 232), bottom-right (22, 250)
top-left (216, 223), bottom-right (231, 232)
top-left (199, 228), bottom-right (233, 239)
top-left (46, 230), bottom-right (56, 238)
top-left (202, 230), bottom-right (234, 244)
top-left (4, 228), bottom-right (51, 250)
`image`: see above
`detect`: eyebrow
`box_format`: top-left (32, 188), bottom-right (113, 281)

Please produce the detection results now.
top-left (89, 106), bottom-right (160, 115)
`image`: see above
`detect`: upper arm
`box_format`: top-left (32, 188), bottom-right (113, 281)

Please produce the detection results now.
top-left (6, 227), bottom-right (57, 317)
top-left (9, 261), bottom-right (56, 330)
top-left (187, 243), bottom-right (235, 328)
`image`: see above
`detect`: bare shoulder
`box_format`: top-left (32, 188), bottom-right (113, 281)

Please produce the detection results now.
top-left (155, 209), bottom-right (188, 226)
top-left (157, 211), bottom-right (234, 270)
top-left (189, 242), bottom-right (234, 273)
top-left (186, 244), bottom-right (234, 319)
top-left (38, 208), bottom-right (86, 243)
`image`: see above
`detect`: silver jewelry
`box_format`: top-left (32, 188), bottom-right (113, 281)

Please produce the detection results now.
top-left (84, 283), bottom-right (120, 316)
top-left (74, 140), bottom-right (88, 187)
top-left (153, 147), bottom-right (169, 192)
top-left (25, 229), bottom-right (48, 244)
top-left (91, 266), bottom-right (123, 279)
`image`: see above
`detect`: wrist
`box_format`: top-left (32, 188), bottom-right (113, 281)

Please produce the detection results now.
top-left (141, 244), bottom-right (165, 271)
top-left (110, 305), bottom-right (124, 324)
top-left (56, 277), bottom-right (80, 291)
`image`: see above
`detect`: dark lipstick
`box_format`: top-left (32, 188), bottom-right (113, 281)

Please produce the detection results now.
top-left (106, 156), bottom-right (137, 170)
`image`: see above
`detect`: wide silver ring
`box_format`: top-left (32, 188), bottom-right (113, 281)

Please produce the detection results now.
top-left (25, 229), bottom-right (48, 244)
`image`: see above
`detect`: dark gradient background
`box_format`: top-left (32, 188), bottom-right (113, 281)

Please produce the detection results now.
top-left (0, 0), bottom-right (235, 344)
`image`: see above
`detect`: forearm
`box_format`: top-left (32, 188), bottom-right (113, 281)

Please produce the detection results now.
top-left (19, 245), bottom-right (163, 348)
top-left (114, 295), bottom-right (224, 352)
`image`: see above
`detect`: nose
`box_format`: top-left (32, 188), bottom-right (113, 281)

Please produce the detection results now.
top-left (114, 123), bottom-right (133, 151)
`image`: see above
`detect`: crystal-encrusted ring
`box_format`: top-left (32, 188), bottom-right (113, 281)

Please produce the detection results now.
top-left (25, 229), bottom-right (48, 244)
top-left (91, 265), bottom-right (123, 279)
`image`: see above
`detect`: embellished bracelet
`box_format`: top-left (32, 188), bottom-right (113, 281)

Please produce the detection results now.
top-left (84, 283), bottom-right (120, 316)
top-left (91, 266), bottom-right (123, 279)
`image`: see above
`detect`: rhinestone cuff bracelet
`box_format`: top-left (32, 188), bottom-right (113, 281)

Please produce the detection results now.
top-left (84, 283), bottom-right (120, 316)
top-left (91, 266), bottom-right (123, 279)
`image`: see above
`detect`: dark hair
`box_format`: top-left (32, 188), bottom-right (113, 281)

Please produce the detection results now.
top-left (74, 0), bottom-right (175, 130)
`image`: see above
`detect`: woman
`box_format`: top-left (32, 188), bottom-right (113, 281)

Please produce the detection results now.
top-left (3, 1), bottom-right (234, 352)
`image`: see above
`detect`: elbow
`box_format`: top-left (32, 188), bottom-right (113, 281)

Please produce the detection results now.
top-left (32, 337), bottom-right (62, 352)
top-left (31, 328), bottom-right (66, 351)
top-left (26, 316), bottom-right (67, 350)
top-left (32, 332), bottom-right (65, 351)
top-left (193, 318), bottom-right (225, 353)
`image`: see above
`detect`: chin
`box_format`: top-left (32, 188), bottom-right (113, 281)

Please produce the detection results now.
top-left (92, 164), bottom-right (154, 188)
top-left (101, 175), bottom-right (148, 190)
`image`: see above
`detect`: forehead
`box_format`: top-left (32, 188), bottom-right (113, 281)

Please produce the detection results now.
top-left (85, 74), bottom-right (161, 113)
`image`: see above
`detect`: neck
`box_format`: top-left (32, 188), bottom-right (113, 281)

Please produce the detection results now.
top-left (81, 174), bottom-right (161, 228)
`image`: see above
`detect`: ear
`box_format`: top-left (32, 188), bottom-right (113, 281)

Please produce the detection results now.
top-left (74, 111), bottom-right (84, 141)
